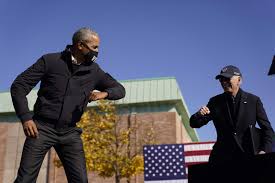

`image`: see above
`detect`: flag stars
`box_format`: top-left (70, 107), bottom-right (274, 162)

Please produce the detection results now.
top-left (143, 144), bottom-right (188, 181)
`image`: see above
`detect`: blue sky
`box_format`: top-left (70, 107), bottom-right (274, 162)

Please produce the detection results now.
top-left (0, 0), bottom-right (274, 141)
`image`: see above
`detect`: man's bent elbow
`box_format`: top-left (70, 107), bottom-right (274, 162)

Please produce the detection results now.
top-left (120, 86), bottom-right (126, 99)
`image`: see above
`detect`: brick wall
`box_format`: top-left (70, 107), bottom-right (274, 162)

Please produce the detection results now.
top-left (0, 111), bottom-right (192, 183)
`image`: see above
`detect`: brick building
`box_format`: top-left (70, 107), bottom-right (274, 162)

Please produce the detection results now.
top-left (0, 77), bottom-right (199, 183)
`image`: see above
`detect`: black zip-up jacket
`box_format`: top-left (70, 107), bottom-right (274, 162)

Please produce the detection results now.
top-left (11, 46), bottom-right (125, 127)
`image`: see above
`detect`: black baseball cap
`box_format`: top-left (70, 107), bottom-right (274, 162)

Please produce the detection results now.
top-left (215, 65), bottom-right (242, 80)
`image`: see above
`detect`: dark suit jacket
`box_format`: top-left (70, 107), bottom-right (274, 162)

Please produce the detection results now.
top-left (190, 89), bottom-right (274, 164)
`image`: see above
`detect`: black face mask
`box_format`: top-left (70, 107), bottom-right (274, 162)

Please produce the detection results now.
top-left (82, 42), bottom-right (99, 62)
top-left (84, 50), bottom-right (98, 62)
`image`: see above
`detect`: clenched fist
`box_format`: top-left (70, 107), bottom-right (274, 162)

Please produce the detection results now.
top-left (198, 106), bottom-right (210, 116)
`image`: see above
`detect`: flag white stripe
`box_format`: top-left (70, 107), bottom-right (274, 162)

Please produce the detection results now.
top-left (185, 155), bottom-right (210, 163)
top-left (145, 179), bottom-right (188, 183)
top-left (184, 144), bottom-right (214, 151)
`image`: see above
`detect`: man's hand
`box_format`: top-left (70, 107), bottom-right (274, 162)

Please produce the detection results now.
top-left (89, 91), bottom-right (108, 101)
top-left (23, 120), bottom-right (39, 138)
top-left (198, 106), bottom-right (210, 116)
top-left (258, 150), bottom-right (266, 155)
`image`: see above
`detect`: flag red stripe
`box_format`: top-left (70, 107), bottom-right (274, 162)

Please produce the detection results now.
top-left (186, 161), bottom-right (208, 167)
top-left (184, 150), bottom-right (212, 156)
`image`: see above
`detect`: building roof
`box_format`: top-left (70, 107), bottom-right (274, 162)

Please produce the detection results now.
top-left (0, 77), bottom-right (199, 141)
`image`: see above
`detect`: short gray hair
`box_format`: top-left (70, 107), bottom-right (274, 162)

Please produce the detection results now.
top-left (72, 27), bottom-right (98, 45)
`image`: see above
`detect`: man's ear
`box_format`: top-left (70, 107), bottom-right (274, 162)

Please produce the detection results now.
top-left (77, 42), bottom-right (84, 50)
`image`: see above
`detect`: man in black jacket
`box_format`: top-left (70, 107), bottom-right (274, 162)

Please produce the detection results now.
top-left (190, 65), bottom-right (274, 165)
top-left (11, 27), bottom-right (125, 183)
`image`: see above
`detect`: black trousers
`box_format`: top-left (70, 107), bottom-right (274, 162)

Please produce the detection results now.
top-left (14, 121), bottom-right (88, 183)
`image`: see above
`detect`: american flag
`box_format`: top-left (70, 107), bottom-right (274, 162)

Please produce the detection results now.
top-left (143, 142), bottom-right (214, 183)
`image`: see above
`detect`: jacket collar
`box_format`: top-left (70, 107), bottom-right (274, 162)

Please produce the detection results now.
top-left (223, 88), bottom-right (247, 129)
top-left (236, 89), bottom-right (248, 129)
top-left (61, 45), bottom-right (95, 72)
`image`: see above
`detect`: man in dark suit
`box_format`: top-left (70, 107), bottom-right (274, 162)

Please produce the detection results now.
top-left (190, 65), bottom-right (274, 165)
top-left (11, 27), bottom-right (125, 183)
